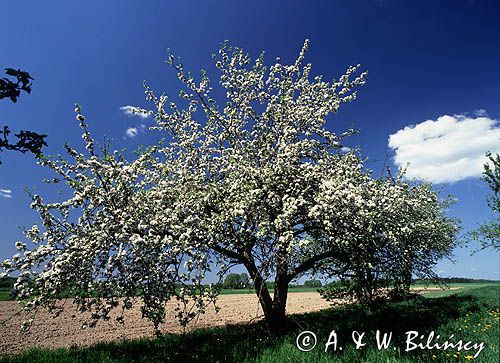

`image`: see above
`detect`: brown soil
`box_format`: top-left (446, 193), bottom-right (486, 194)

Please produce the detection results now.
top-left (0, 287), bottom-right (460, 355)
top-left (0, 292), bottom-right (331, 355)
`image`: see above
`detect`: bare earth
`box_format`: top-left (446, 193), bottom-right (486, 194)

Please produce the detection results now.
top-left (0, 292), bottom-right (331, 355)
top-left (0, 287), bottom-right (458, 355)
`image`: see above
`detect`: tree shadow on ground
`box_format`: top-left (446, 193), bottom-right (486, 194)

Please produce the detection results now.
top-left (291, 293), bottom-right (483, 347)
top-left (0, 292), bottom-right (489, 363)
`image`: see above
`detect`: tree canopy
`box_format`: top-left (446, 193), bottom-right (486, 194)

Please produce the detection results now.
top-left (1, 41), bottom-right (460, 333)
top-left (223, 273), bottom-right (250, 289)
top-left (303, 279), bottom-right (322, 288)
top-left (470, 152), bottom-right (500, 250)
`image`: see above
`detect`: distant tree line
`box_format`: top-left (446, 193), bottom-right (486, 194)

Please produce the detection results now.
top-left (0, 276), bottom-right (16, 289)
top-left (303, 279), bottom-right (322, 288)
top-left (221, 275), bottom-right (324, 290)
top-left (412, 277), bottom-right (499, 284)
top-left (222, 273), bottom-right (250, 289)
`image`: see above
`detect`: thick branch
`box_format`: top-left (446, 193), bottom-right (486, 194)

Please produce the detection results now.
top-left (209, 244), bottom-right (244, 262)
top-left (288, 250), bottom-right (348, 280)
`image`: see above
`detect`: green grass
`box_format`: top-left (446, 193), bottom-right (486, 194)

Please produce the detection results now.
top-left (0, 288), bottom-right (11, 301)
top-left (191, 283), bottom-right (500, 297)
top-left (413, 282), bottom-right (500, 288)
top-left (220, 286), bottom-right (321, 295)
top-left (416, 283), bottom-right (500, 298)
top-left (1, 285), bottom-right (498, 363)
top-left (214, 283), bottom-right (500, 296)
top-left (0, 283), bottom-right (496, 301)
top-left (0, 286), bottom-right (325, 300)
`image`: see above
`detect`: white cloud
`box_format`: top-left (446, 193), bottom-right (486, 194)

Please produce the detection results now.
top-left (340, 146), bottom-right (352, 153)
top-left (126, 127), bottom-right (138, 138)
top-left (388, 113), bottom-right (500, 183)
top-left (121, 105), bottom-right (149, 139)
top-left (125, 124), bottom-right (146, 138)
top-left (120, 105), bottom-right (151, 120)
top-left (474, 109), bottom-right (488, 117)
top-left (0, 188), bottom-right (12, 198)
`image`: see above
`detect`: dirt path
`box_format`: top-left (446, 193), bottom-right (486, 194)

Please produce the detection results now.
top-left (0, 292), bottom-right (331, 355)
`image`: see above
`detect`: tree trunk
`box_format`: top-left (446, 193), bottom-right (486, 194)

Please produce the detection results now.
top-left (366, 268), bottom-right (373, 304)
top-left (271, 269), bottom-right (289, 332)
top-left (402, 257), bottom-right (413, 293)
top-left (242, 255), bottom-right (289, 333)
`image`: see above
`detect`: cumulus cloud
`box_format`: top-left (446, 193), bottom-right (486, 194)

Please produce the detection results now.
top-left (0, 188), bottom-right (12, 198)
top-left (388, 113), bottom-right (500, 183)
top-left (120, 105), bottom-right (151, 120)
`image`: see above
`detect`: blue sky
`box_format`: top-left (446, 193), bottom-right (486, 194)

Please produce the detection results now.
top-left (1, 1), bottom-right (499, 280)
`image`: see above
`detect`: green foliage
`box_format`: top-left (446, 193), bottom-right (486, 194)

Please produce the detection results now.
top-left (319, 280), bottom-right (357, 302)
top-left (483, 152), bottom-right (500, 211)
top-left (470, 152), bottom-right (500, 250)
top-left (319, 278), bottom-right (393, 305)
top-left (240, 273), bottom-right (250, 287)
top-left (264, 281), bottom-right (274, 290)
top-left (223, 273), bottom-right (250, 289)
top-left (0, 288), bottom-right (12, 301)
top-left (0, 276), bottom-right (15, 289)
top-left (0, 277), bottom-right (15, 301)
top-left (303, 279), bottom-right (322, 288)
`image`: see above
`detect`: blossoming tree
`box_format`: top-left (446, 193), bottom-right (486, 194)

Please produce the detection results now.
top-left (2, 40), bottom-right (459, 333)
top-left (317, 172), bottom-right (460, 304)
top-left (470, 152), bottom-right (500, 250)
